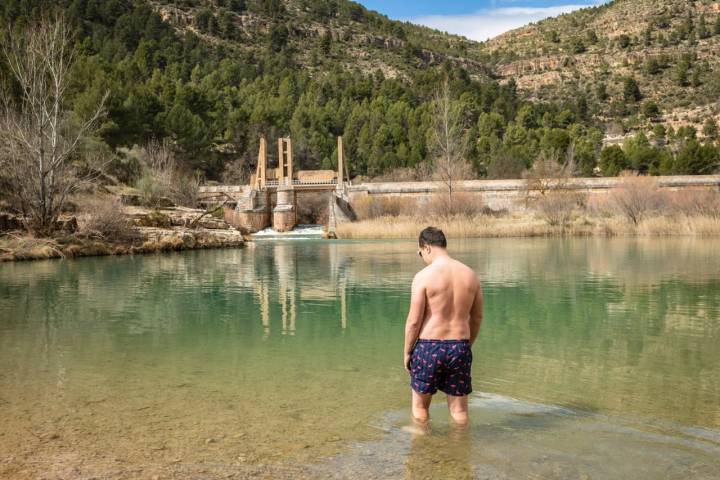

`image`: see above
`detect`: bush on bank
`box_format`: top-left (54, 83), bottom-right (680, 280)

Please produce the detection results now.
top-left (338, 177), bottom-right (720, 238)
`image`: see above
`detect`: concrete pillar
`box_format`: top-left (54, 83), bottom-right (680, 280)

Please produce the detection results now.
top-left (278, 138), bottom-right (285, 184)
top-left (273, 186), bottom-right (296, 232)
top-left (235, 210), bottom-right (271, 233)
top-left (273, 138), bottom-right (296, 232)
top-left (337, 136), bottom-right (344, 190)
top-left (255, 137), bottom-right (267, 190)
top-left (287, 138), bottom-right (293, 187)
top-left (229, 188), bottom-right (271, 233)
top-left (326, 195), bottom-right (337, 238)
top-left (277, 137), bottom-right (293, 187)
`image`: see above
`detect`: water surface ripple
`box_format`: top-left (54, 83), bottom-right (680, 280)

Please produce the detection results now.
top-left (1, 238), bottom-right (719, 478)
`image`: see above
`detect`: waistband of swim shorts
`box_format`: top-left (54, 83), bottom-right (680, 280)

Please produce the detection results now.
top-left (416, 339), bottom-right (470, 344)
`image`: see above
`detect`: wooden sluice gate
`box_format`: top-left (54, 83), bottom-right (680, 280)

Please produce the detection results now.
top-left (199, 136), bottom-right (354, 235)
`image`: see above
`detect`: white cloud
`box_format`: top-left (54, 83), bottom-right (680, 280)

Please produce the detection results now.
top-left (409, 5), bottom-right (598, 42)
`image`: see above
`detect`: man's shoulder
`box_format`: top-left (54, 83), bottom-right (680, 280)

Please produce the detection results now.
top-left (451, 259), bottom-right (481, 285)
top-left (448, 257), bottom-right (475, 274)
top-left (413, 264), bottom-right (438, 286)
top-left (413, 265), bottom-right (431, 280)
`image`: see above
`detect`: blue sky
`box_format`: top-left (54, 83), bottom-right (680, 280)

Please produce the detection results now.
top-left (356, 1), bottom-right (607, 41)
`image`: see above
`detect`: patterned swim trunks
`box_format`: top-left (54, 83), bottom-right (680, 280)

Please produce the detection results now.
top-left (410, 339), bottom-right (473, 396)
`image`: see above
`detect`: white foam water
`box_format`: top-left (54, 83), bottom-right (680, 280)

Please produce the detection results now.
top-left (251, 224), bottom-right (326, 239)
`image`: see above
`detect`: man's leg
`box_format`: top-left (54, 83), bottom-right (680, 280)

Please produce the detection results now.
top-left (411, 389), bottom-right (433, 423)
top-left (446, 394), bottom-right (469, 425)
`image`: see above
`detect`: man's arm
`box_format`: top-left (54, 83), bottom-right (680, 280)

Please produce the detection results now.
top-left (403, 274), bottom-right (426, 372)
top-left (469, 278), bottom-right (484, 345)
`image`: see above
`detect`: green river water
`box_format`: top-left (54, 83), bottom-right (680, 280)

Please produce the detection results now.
top-left (1, 238), bottom-right (719, 479)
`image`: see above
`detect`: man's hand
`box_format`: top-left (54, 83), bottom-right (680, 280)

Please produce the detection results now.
top-left (404, 352), bottom-right (412, 373)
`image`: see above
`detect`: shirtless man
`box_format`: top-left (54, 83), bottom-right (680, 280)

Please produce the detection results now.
top-left (404, 227), bottom-right (484, 426)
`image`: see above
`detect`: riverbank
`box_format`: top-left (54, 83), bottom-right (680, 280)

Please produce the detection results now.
top-left (0, 206), bottom-right (244, 262)
top-left (335, 212), bottom-right (720, 239)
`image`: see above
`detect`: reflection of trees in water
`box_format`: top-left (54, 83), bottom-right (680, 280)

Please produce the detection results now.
top-left (480, 272), bottom-right (720, 427)
top-left (457, 237), bottom-right (720, 287)
top-left (2, 239), bottom-right (720, 426)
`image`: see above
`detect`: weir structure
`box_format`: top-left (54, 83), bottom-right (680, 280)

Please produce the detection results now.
top-left (200, 136), bottom-right (354, 234)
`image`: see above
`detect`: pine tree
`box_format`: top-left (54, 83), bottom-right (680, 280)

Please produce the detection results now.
top-left (691, 67), bottom-right (701, 87)
top-left (643, 26), bottom-right (653, 46)
top-left (623, 77), bottom-right (641, 102)
top-left (617, 34), bottom-right (630, 48)
top-left (645, 58), bottom-right (661, 75)
top-left (675, 59), bottom-right (690, 87)
top-left (642, 101), bottom-right (660, 119)
top-left (703, 118), bottom-right (718, 141)
top-left (596, 82), bottom-right (608, 101)
top-left (319, 32), bottom-right (332, 55)
top-left (698, 14), bottom-right (709, 39)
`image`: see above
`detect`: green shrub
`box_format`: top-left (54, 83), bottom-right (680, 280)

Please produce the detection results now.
top-left (137, 210), bottom-right (171, 228)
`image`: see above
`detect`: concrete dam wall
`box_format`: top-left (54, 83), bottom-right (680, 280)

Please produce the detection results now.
top-left (199, 175), bottom-right (720, 232)
top-left (346, 175), bottom-right (720, 213)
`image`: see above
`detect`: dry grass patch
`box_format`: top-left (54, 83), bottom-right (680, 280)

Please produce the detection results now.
top-left (336, 212), bottom-right (720, 239)
top-left (666, 189), bottom-right (720, 218)
top-left (336, 213), bottom-right (557, 239)
top-left (425, 192), bottom-right (486, 217)
top-left (77, 195), bottom-right (134, 241)
top-left (353, 196), bottom-right (418, 220)
top-left (0, 235), bottom-right (63, 261)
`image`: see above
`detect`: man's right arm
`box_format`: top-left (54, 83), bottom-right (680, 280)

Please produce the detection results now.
top-left (403, 273), bottom-right (427, 372)
top-left (469, 279), bottom-right (484, 345)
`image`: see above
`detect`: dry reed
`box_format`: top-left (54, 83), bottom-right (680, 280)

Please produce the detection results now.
top-left (336, 212), bottom-right (720, 239)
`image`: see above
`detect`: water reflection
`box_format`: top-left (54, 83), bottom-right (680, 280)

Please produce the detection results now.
top-left (1, 238), bottom-right (720, 477)
top-left (246, 242), bottom-right (352, 337)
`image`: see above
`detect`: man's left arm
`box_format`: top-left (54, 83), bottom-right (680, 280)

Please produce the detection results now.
top-left (403, 274), bottom-right (426, 372)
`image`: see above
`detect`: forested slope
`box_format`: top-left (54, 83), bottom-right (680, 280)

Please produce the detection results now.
top-left (1, 0), bottom-right (718, 184)
top-left (487, 0), bottom-right (720, 140)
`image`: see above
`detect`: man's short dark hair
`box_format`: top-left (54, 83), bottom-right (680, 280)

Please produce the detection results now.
top-left (419, 227), bottom-right (447, 248)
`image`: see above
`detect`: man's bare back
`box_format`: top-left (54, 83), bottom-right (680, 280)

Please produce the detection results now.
top-left (414, 256), bottom-right (483, 341)
top-left (403, 227), bottom-right (483, 426)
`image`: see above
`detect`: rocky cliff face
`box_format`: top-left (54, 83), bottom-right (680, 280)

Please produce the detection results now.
top-left (155, 0), bottom-right (720, 134)
top-left (485, 0), bottom-right (720, 134)
top-left (150, 0), bottom-right (492, 81)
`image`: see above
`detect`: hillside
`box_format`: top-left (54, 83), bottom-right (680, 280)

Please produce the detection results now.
top-left (0, 0), bottom-right (718, 185)
top-left (0, 0), bottom-right (506, 180)
top-left (485, 0), bottom-right (720, 138)
top-left (151, 0), bottom-right (491, 80)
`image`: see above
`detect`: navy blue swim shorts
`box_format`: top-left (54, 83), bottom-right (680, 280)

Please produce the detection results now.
top-left (410, 339), bottom-right (473, 396)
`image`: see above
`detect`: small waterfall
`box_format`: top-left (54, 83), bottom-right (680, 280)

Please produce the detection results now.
top-left (251, 224), bottom-right (325, 239)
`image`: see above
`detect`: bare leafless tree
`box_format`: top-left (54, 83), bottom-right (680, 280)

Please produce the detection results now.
top-left (610, 173), bottom-right (663, 225)
top-left (430, 79), bottom-right (473, 205)
top-left (522, 146), bottom-right (579, 206)
top-left (134, 138), bottom-right (200, 208)
top-left (0, 16), bottom-right (108, 234)
top-left (536, 191), bottom-right (583, 227)
top-left (146, 137), bottom-right (177, 191)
